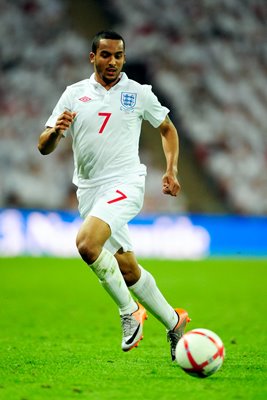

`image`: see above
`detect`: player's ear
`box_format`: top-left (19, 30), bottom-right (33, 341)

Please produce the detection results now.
top-left (89, 52), bottom-right (95, 64)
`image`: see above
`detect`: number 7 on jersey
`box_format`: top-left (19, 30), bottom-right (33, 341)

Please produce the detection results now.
top-left (98, 112), bottom-right (111, 134)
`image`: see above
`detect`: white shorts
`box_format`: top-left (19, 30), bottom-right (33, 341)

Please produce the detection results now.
top-left (76, 175), bottom-right (145, 254)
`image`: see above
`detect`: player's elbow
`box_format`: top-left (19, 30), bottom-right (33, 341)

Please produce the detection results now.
top-left (160, 118), bottom-right (177, 138)
top-left (38, 143), bottom-right (51, 155)
top-left (38, 144), bottom-right (45, 154)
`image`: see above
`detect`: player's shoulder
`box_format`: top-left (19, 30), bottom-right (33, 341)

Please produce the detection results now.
top-left (125, 77), bottom-right (153, 98)
top-left (65, 79), bottom-right (90, 93)
top-left (126, 77), bottom-right (151, 90)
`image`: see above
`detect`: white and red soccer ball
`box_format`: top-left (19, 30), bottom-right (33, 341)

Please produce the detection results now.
top-left (175, 328), bottom-right (225, 378)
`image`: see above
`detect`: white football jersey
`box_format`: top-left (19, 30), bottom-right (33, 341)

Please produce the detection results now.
top-left (45, 72), bottom-right (169, 188)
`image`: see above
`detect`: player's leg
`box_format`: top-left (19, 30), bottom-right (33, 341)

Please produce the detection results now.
top-left (76, 215), bottom-right (147, 351)
top-left (76, 177), bottom-right (148, 351)
top-left (76, 215), bottom-right (110, 264)
top-left (115, 250), bottom-right (191, 360)
top-left (115, 250), bottom-right (178, 329)
top-left (76, 215), bottom-right (138, 315)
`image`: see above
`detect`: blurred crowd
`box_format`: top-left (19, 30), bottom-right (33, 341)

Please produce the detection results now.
top-left (0, 0), bottom-right (88, 210)
top-left (1, 0), bottom-right (267, 214)
top-left (108, 0), bottom-right (267, 214)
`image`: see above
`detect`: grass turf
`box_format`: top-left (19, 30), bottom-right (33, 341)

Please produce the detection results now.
top-left (0, 257), bottom-right (266, 400)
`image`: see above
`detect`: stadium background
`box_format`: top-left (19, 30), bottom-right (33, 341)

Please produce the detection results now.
top-left (0, 3), bottom-right (267, 400)
top-left (0, 0), bottom-right (267, 257)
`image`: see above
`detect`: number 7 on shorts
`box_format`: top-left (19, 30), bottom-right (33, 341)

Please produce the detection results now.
top-left (107, 190), bottom-right (127, 204)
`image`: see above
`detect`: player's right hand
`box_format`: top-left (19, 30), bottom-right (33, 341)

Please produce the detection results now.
top-left (55, 110), bottom-right (77, 134)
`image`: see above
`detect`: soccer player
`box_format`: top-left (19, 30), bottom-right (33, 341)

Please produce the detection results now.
top-left (38, 30), bottom-right (190, 361)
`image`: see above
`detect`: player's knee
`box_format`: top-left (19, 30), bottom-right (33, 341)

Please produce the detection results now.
top-left (115, 252), bottom-right (141, 286)
top-left (123, 270), bottom-right (138, 286)
top-left (76, 235), bottom-right (100, 265)
top-left (121, 265), bottom-right (140, 286)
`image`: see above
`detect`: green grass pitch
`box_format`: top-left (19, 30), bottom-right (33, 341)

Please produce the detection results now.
top-left (0, 257), bottom-right (266, 400)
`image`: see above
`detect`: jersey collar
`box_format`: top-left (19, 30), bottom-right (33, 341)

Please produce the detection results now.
top-left (89, 72), bottom-right (128, 90)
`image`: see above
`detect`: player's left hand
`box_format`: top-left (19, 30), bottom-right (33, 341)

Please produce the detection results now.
top-left (162, 172), bottom-right (181, 196)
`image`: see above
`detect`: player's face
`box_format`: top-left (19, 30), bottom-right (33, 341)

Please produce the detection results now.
top-left (90, 39), bottom-right (125, 86)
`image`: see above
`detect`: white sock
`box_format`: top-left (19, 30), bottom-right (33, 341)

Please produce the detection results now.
top-left (90, 248), bottom-right (137, 315)
top-left (129, 265), bottom-right (178, 330)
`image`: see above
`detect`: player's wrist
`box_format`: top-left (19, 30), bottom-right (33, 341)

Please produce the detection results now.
top-left (53, 127), bottom-right (63, 137)
top-left (166, 167), bottom-right (178, 176)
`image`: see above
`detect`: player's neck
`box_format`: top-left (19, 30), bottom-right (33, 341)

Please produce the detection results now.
top-left (94, 73), bottom-right (121, 90)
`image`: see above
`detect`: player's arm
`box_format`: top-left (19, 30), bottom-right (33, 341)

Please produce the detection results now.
top-left (38, 110), bottom-right (76, 155)
top-left (159, 114), bottom-right (181, 197)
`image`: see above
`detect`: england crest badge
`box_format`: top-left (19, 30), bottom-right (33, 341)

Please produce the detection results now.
top-left (120, 92), bottom-right (137, 111)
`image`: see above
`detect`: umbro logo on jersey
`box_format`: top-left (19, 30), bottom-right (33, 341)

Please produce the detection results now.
top-left (79, 96), bottom-right (92, 102)
top-left (120, 92), bottom-right (137, 111)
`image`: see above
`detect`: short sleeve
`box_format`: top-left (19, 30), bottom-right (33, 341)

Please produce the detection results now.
top-left (45, 88), bottom-right (72, 137)
top-left (142, 85), bottom-right (169, 128)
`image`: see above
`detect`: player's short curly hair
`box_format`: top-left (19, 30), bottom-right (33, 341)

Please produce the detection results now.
top-left (91, 30), bottom-right (125, 53)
